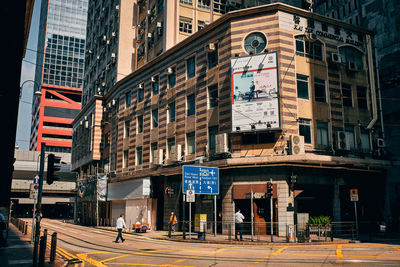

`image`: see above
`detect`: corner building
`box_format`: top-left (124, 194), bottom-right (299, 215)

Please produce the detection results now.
top-left (72, 3), bottom-right (392, 236)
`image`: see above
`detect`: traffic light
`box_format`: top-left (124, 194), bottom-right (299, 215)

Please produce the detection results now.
top-left (266, 182), bottom-right (273, 198)
top-left (46, 153), bottom-right (61, 185)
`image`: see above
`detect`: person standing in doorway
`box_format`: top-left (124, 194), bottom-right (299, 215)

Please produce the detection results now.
top-left (235, 209), bottom-right (245, 241)
top-left (115, 214), bottom-right (127, 243)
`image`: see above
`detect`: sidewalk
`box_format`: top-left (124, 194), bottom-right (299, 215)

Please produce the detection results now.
top-left (97, 226), bottom-right (359, 246)
top-left (0, 223), bottom-right (65, 266)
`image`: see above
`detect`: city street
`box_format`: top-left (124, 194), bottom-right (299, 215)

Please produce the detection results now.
top-left (26, 219), bottom-right (400, 266)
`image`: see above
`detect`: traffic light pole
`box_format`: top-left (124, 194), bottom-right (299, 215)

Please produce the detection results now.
top-left (270, 178), bottom-right (273, 242)
top-left (33, 142), bottom-right (45, 266)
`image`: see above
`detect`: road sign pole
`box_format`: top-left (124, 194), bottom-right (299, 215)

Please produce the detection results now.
top-left (31, 200), bottom-right (36, 243)
top-left (182, 194), bottom-right (186, 239)
top-left (251, 189), bottom-right (254, 241)
top-left (214, 195), bottom-right (217, 237)
top-left (189, 202), bottom-right (192, 240)
top-left (33, 142), bottom-right (45, 266)
top-left (354, 201), bottom-right (359, 239)
top-left (270, 178), bottom-right (273, 242)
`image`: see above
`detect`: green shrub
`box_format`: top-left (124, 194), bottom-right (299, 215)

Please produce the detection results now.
top-left (307, 216), bottom-right (331, 225)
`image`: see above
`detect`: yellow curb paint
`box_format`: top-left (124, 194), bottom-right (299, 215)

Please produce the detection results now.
top-left (336, 245), bottom-right (343, 258)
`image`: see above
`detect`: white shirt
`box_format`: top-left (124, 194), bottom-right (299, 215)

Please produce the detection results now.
top-left (235, 211), bottom-right (244, 223)
top-left (116, 217), bottom-right (127, 229)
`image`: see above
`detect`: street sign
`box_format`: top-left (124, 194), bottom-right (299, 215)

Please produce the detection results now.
top-left (33, 174), bottom-right (39, 185)
top-left (350, 188), bottom-right (358, 202)
top-left (186, 189), bottom-right (195, 202)
top-left (29, 183), bottom-right (38, 199)
top-left (183, 165), bottom-right (219, 194)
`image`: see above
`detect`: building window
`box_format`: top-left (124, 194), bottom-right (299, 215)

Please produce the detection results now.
top-left (208, 126), bottom-right (218, 151)
top-left (136, 147), bottom-right (143, 165)
top-left (167, 137), bottom-right (175, 159)
top-left (314, 78), bottom-right (326, 102)
top-left (179, 17), bottom-right (192, 33)
top-left (180, 0), bottom-right (192, 5)
top-left (345, 125), bottom-right (355, 149)
top-left (342, 83), bottom-right (353, 107)
top-left (152, 76), bottom-right (159, 95)
top-left (208, 84), bottom-right (218, 108)
top-left (360, 129), bottom-right (370, 151)
top-left (295, 36), bottom-right (323, 60)
top-left (187, 94), bottom-right (195, 116)
top-left (186, 132), bottom-right (195, 155)
top-left (152, 109), bottom-right (159, 128)
top-left (297, 74), bottom-right (309, 99)
top-left (123, 150), bottom-right (129, 168)
top-left (357, 86), bottom-right (368, 109)
top-left (208, 43), bottom-right (218, 69)
top-left (138, 86), bottom-right (144, 102)
top-left (186, 56), bottom-right (196, 79)
top-left (244, 32), bottom-right (267, 55)
top-left (168, 67), bottom-right (176, 88)
top-left (125, 91), bottom-right (131, 108)
top-left (168, 102), bottom-right (175, 123)
top-left (339, 46), bottom-right (364, 70)
top-left (151, 142), bottom-right (158, 163)
top-left (137, 115), bottom-right (143, 133)
top-left (299, 118), bottom-right (311, 144)
top-left (317, 121), bottom-right (329, 146)
top-left (198, 0), bottom-right (210, 9)
top-left (198, 20), bottom-right (208, 31)
top-left (124, 120), bottom-right (130, 139)
top-left (213, 0), bottom-right (226, 14)
top-left (104, 133), bottom-right (109, 147)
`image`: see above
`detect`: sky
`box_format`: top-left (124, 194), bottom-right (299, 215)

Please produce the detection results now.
top-left (17, 0), bottom-right (41, 150)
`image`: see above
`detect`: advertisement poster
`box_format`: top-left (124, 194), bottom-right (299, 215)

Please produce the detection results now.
top-left (231, 52), bottom-right (280, 132)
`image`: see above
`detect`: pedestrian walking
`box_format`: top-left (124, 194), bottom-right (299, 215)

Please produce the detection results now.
top-left (170, 212), bottom-right (177, 232)
top-left (115, 214), bottom-right (127, 243)
top-left (235, 209), bottom-right (244, 241)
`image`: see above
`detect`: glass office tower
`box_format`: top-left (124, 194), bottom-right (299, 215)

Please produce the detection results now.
top-left (30, 0), bottom-right (88, 152)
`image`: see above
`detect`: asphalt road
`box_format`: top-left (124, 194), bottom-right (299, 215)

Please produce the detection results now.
top-left (31, 219), bottom-right (400, 267)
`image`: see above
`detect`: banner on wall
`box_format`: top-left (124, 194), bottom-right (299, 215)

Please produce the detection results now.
top-left (231, 52), bottom-right (280, 132)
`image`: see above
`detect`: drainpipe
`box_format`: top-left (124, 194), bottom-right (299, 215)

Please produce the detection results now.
top-left (366, 34), bottom-right (378, 130)
top-left (374, 47), bottom-right (385, 139)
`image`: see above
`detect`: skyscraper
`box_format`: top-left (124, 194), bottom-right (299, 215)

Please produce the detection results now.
top-left (30, 0), bottom-right (88, 152)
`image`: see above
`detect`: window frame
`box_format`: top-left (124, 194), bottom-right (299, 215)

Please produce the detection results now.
top-left (208, 84), bottom-right (218, 109)
top-left (186, 131), bottom-right (195, 155)
top-left (297, 74), bottom-right (309, 99)
top-left (342, 83), bottom-right (353, 107)
top-left (136, 146), bottom-right (143, 165)
top-left (314, 78), bottom-right (327, 103)
top-left (167, 67), bottom-right (176, 88)
top-left (298, 118), bottom-right (312, 144)
top-left (167, 101), bottom-right (176, 123)
top-left (137, 115), bottom-right (143, 133)
top-left (152, 108), bottom-right (159, 129)
top-left (123, 150), bottom-right (129, 168)
top-left (186, 55), bottom-right (196, 79)
top-left (152, 75), bottom-right (159, 96)
top-left (124, 120), bottom-right (130, 139)
top-left (207, 43), bottom-right (218, 69)
top-left (317, 121), bottom-right (330, 146)
top-left (186, 94), bottom-right (195, 116)
top-left (208, 126), bottom-right (218, 151)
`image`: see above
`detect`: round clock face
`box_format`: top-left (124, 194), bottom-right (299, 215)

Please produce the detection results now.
top-left (244, 32), bottom-right (267, 55)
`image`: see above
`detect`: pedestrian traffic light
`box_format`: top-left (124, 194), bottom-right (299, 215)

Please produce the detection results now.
top-left (266, 182), bottom-right (273, 198)
top-left (46, 153), bottom-right (61, 185)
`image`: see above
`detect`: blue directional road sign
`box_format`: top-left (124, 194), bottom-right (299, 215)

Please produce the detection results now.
top-left (182, 165), bottom-right (219, 195)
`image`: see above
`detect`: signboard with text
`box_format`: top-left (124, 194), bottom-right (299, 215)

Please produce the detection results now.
top-left (182, 165), bottom-right (219, 195)
top-left (231, 52), bottom-right (280, 132)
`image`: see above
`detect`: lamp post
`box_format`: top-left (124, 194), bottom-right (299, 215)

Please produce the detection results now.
top-left (20, 79), bottom-right (42, 99)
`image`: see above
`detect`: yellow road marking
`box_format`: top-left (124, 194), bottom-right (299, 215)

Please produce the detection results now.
top-left (247, 246), bottom-right (288, 266)
top-left (173, 247), bottom-right (229, 264)
top-left (77, 253), bottom-right (108, 267)
top-left (391, 245), bottom-right (400, 253)
top-left (270, 246), bottom-right (288, 257)
top-left (106, 263), bottom-right (195, 267)
top-left (336, 245), bottom-right (343, 258)
top-left (293, 253), bottom-right (400, 260)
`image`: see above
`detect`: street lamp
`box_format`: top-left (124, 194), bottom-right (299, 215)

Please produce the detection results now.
top-left (20, 79), bottom-right (42, 99)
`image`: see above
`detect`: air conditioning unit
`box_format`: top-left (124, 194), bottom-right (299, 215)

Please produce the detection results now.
top-left (207, 43), bottom-right (216, 52)
top-left (153, 149), bottom-right (164, 165)
top-left (215, 133), bottom-right (229, 154)
top-left (376, 138), bottom-right (385, 148)
top-left (151, 76), bottom-right (156, 82)
top-left (105, 64), bottom-right (110, 70)
top-left (112, 99), bottom-right (116, 106)
top-left (102, 82), bottom-right (106, 87)
top-left (88, 50), bottom-right (93, 54)
top-left (103, 35), bottom-right (107, 41)
top-left (115, 5), bottom-right (120, 10)
top-left (147, 33), bottom-right (153, 38)
top-left (112, 32), bottom-right (116, 37)
top-left (147, 10), bottom-right (152, 16)
top-left (337, 131), bottom-right (350, 150)
top-left (80, 121), bottom-right (83, 126)
top-left (167, 67), bottom-right (174, 74)
top-left (138, 83), bottom-right (143, 89)
top-left (347, 61), bottom-right (358, 71)
top-left (84, 116), bottom-right (88, 121)
top-left (228, 1), bottom-right (237, 6)
top-left (170, 145), bottom-right (182, 162)
top-left (111, 53), bottom-right (116, 58)
top-left (156, 22), bottom-right (162, 28)
top-left (331, 53), bottom-right (342, 63)
top-left (290, 135), bottom-right (305, 155)
top-left (84, 121), bottom-right (89, 129)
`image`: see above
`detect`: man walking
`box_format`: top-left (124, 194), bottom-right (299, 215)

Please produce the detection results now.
top-left (235, 209), bottom-right (245, 241)
top-left (115, 214), bottom-right (127, 243)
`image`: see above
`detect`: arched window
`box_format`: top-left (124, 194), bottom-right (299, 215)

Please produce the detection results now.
top-left (339, 46), bottom-right (364, 70)
top-left (295, 35), bottom-right (324, 61)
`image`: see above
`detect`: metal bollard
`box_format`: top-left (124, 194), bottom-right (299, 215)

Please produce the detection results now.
top-left (228, 224), bottom-right (232, 242)
top-left (50, 232), bottom-right (57, 263)
top-left (43, 229), bottom-right (48, 242)
top-left (24, 222), bottom-right (28, 235)
top-left (38, 236), bottom-right (46, 266)
top-left (182, 221), bottom-right (186, 240)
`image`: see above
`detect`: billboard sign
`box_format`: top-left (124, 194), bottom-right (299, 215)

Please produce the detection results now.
top-left (231, 52), bottom-right (280, 132)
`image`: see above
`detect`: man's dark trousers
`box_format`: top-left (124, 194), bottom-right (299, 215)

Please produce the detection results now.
top-left (115, 228), bottom-right (124, 242)
top-left (235, 223), bottom-right (243, 240)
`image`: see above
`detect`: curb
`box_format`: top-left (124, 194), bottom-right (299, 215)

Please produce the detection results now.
top-left (95, 226), bottom-right (360, 246)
